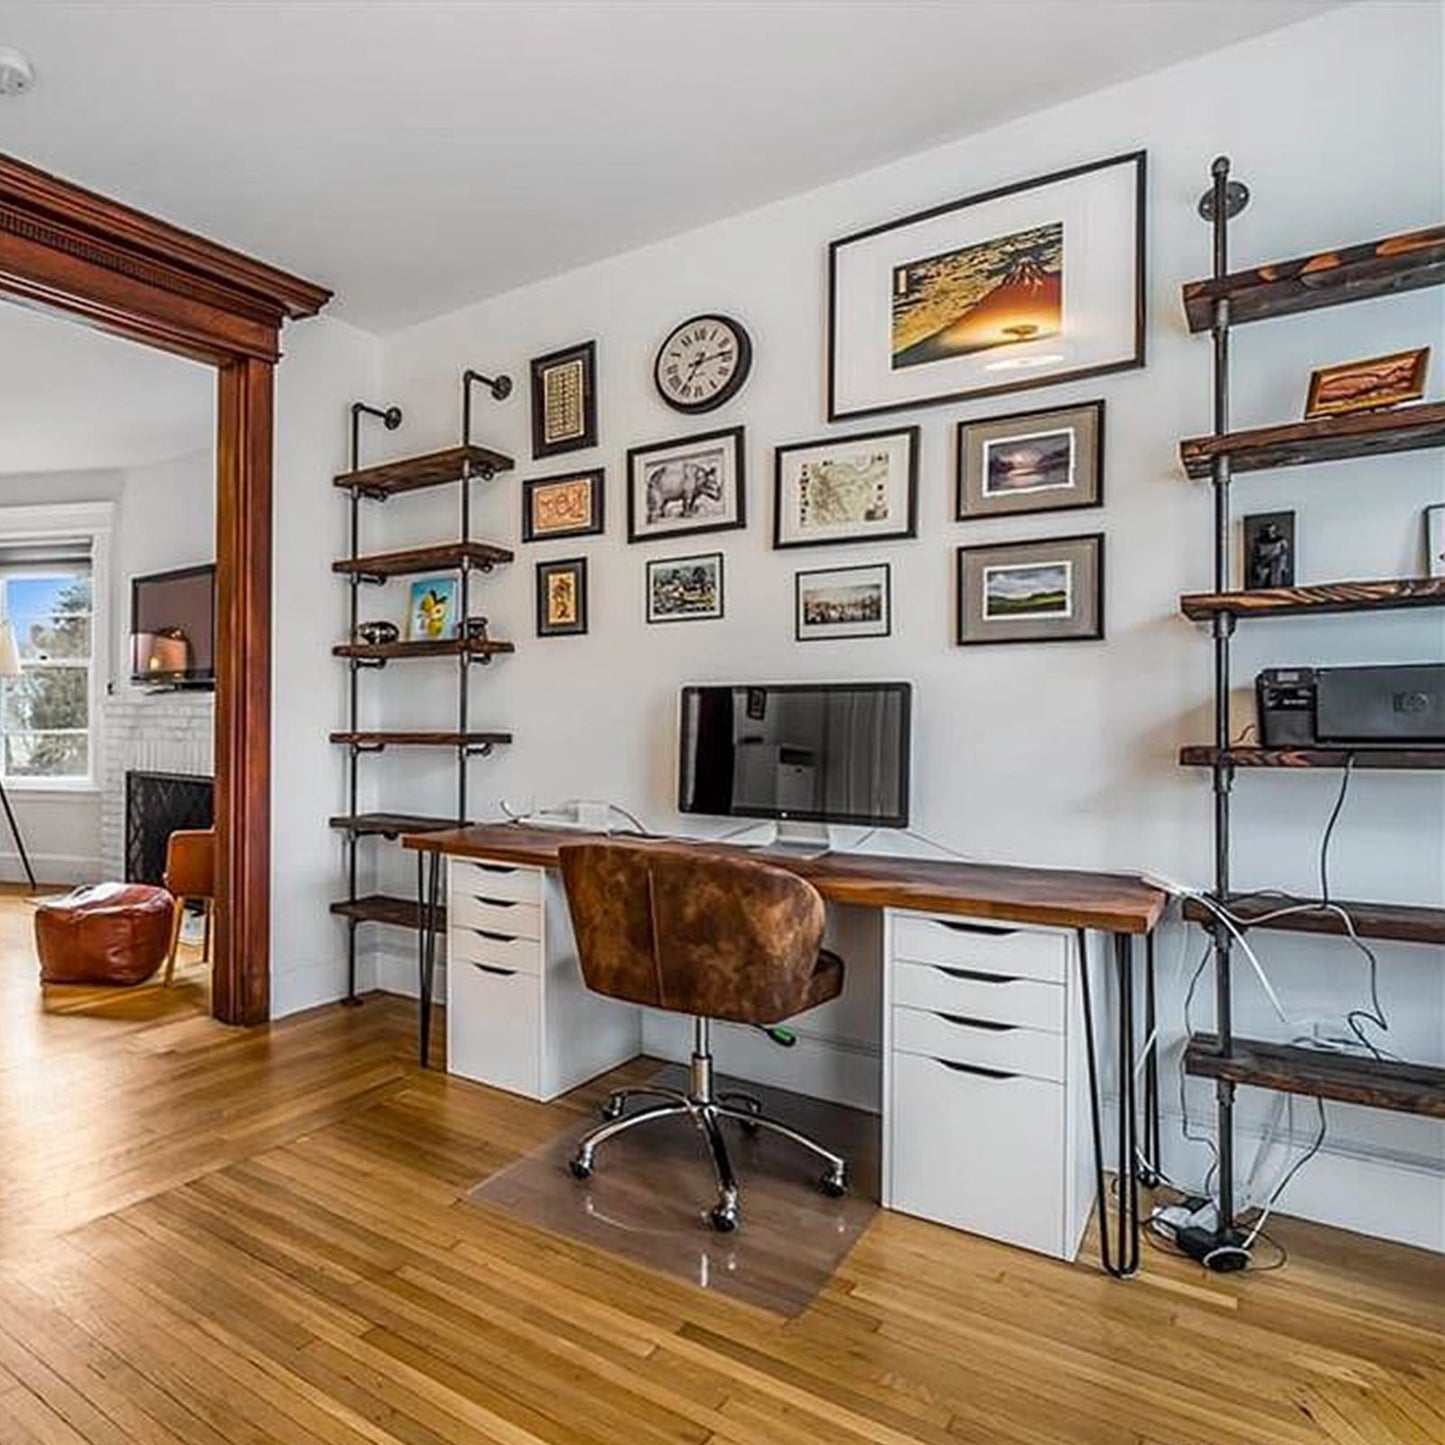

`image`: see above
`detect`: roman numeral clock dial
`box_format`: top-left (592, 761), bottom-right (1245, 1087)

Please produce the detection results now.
top-left (654, 313), bottom-right (753, 413)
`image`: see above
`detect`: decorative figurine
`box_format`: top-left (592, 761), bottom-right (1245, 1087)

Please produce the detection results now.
top-left (356, 619), bottom-right (399, 646)
top-left (1243, 511), bottom-right (1295, 591)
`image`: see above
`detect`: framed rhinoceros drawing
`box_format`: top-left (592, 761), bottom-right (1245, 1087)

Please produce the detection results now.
top-left (626, 426), bottom-right (745, 544)
top-left (772, 426), bottom-right (918, 550)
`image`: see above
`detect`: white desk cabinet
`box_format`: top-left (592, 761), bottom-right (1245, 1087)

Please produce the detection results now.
top-left (445, 858), bottom-right (640, 1101)
top-left (882, 909), bottom-right (1095, 1261)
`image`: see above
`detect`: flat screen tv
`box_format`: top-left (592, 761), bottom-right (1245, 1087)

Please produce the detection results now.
top-left (678, 682), bottom-right (911, 828)
top-left (130, 564), bottom-right (216, 688)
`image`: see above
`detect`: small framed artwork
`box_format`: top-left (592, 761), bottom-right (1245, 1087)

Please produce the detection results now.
top-left (530, 340), bottom-right (597, 459)
top-left (795, 563), bottom-right (891, 642)
top-left (646, 552), bottom-right (724, 624)
top-left (828, 150), bottom-right (1145, 420)
top-left (1426, 504), bottom-right (1445, 579)
top-left (955, 533), bottom-right (1104, 645)
top-left (535, 557), bottom-right (588, 637)
top-left (406, 577), bottom-right (458, 641)
top-left (956, 400), bottom-right (1103, 520)
top-left (521, 468), bottom-right (604, 543)
top-left (1242, 511), bottom-right (1296, 590)
top-left (627, 426), bottom-right (745, 543)
top-left (1304, 347), bottom-right (1428, 420)
top-left (773, 427), bottom-right (918, 549)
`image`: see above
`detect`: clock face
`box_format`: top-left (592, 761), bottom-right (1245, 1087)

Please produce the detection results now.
top-left (654, 314), bottom-right (753, 413)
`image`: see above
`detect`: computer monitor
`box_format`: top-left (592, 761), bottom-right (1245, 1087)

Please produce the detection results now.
top-left (678, 682), bottom-right (911, 828)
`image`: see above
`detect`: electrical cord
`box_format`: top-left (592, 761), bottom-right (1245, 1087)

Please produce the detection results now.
top-left (1242, 1096), bottom-right (1327, 1249)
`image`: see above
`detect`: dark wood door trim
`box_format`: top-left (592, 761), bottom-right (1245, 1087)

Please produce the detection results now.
top-left (0, 150), bottom-right (331, 1025)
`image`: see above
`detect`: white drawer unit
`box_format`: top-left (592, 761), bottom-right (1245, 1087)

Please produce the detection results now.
top-left (884, 908), bottom-right (1093, 1261)
top-left (445, 860), bottom-right (641, 1101)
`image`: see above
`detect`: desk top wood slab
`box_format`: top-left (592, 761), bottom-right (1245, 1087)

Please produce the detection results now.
top-left (402, 822), bottom-right (1167, 935)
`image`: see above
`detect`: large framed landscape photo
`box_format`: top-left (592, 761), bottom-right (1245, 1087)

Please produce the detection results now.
top-left (956, 532), bottom-right (1104, 645)
top-left (774, 426), bottom-right (917, 549)
top-left (828, 152), bottom-right (1145, 420)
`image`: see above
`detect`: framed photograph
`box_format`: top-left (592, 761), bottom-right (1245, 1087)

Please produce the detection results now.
top-left (535, 557), bottom-right (588, 637)
top-left (956, 400), bottom-right (1103, 520)
top-left (627, 425), bottom-right (745, 543)
top-left (405, 576), bottom-right (458, 641)
top-left (1304, 347), bottom-right (1429, 419)
top-left (521, 468), bottom-right (604, 543)
top-left (773, 427), bottom-right (917, 549)
top-left (1242, 511), bottom-right (1296, 590)
top-left (795, 563), bottom-right (891, 642)
top-left (955, 533), bottom-right (1104, 645)
top-left (646, 552), bottom-right (724, 624)
top-left (828, 151), bottom-right (1145, 421)
top-left (1426, 504), bottom-right (1445, 579)
top-left (530, 340), bottom-right (597, 459)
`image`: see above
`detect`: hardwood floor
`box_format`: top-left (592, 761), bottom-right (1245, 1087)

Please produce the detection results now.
top-left (0, 895), bottom-right (1439, 1444)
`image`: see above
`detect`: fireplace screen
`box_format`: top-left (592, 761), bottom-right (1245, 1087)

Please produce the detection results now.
top-left (125, 771), bottom-right (214, 885)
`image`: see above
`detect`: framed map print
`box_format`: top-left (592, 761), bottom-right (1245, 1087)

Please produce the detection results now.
top-left (773, 426), bottom-right (918, 549)
top-left (530, 340), bottom-right (597, 459)
top-left (828, 151), bottom-right (1145, 420)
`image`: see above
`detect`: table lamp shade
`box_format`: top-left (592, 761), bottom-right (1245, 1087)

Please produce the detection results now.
top-left (0, 622), bottom-right (21, 679)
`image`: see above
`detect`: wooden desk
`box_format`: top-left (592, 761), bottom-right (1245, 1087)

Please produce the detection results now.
top-left (402, 822), bottom-right (1166, 1278)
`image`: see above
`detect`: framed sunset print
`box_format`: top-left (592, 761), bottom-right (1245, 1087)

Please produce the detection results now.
top-left (521, 468), bottom-right (604, 542)
top-left (773, 426), bottom-right (917, 549)
top-left (956, 400), bottom-right (1103, 520)
top-left (955, 533), bottom-right (1104, 645)
top-left (828, 152), bottom-right (1145, 420)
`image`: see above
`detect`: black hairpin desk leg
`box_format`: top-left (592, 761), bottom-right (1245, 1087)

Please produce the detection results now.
top-left (417, 848), bottom-right (443, 1068)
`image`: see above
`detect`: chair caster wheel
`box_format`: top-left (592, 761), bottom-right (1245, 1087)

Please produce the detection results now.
top-left (819, 1169), bottom-right (848, 1199)
top-left (569, 1157), bottom-right (592, 1181)
top-left (709, 1205), bottom-right (739, 1233)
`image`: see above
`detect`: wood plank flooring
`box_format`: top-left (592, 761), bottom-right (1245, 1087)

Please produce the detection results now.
top-left (0, 892), bottom-right (1439, 1444)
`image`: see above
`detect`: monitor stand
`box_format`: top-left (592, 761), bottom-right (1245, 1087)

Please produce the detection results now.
top-left (757, 820), bottom-right (832, 860)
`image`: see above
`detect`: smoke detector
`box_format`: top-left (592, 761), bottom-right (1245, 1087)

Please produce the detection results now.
top-left (0, 48), bottom-right (35, 97)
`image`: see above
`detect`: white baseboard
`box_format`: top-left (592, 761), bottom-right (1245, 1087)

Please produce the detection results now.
top-left (374, 940), bottom-right (444, 1003)
top-left (0, 852), bottom-right (100, 886)
top-left (271, 956), bottom-right (363, 1019)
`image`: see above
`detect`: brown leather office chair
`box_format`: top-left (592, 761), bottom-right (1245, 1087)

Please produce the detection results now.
top-left (162, 828), bottom-right (215, 985)
top-left (558, 840), bottom-right (848, 1231)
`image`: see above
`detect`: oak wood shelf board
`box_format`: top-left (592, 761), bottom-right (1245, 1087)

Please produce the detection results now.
top-left (1185, 1033), bottom-right (1445, 1118)
top-left (1181, 226), bottom-right (1445, 332)
top-left (332, 541), bottom-right (514, 579)
top-left (1179, 403), bottom-right (1445, 479)
top-left (1182, 893), bottom-right (1445, 947)
top-left (1180, 745), bottom-right (1445, 771)
top-left (329, 730), bottom-right (513, 749)
top-left (329, 894), bottom-right (445, 931)
top-left (1180, 576), bottom-right (1445, 620)
top-left (329, 812), bottom-right (462, 838)
top-left (333, 637), bottom-right (516, 662)
top-left (333, 444), bottom-right (514, 499)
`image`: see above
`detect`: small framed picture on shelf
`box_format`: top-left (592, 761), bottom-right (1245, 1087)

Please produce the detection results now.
top-left (956, 400), bottom-right (1103, 520)
top-left (1242, 511), bottom-right (1296, 590)
top-left (530, 340), bottom-right (597, 459)
top-left (1304, 347), bottom-right (1429, 419)
top-left (773, 427), bottom-right (917, 549)
top-left (535, 557), bottom-right (588, 637)
top-left (646, 552), bottom-right (724, 623)
top-left (795, 563), bottom-right (891, 641)
top-left (521, 468), bottom-right (604, 542)
top-left (1426, 504), bottom-right (1445, 579)
top-left (955, 533), bottom-right (1104, 646)
top-left (627, 426), bottom-right (745, 543)
top-left (405, 577), bottom-right (458, 641)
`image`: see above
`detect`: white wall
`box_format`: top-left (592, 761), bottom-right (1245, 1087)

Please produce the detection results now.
top-left (357, 2), bottom-right (1444, 1246)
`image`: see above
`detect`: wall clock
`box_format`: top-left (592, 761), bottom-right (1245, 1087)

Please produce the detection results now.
top-left (654, 314), bottom-right (753, 413)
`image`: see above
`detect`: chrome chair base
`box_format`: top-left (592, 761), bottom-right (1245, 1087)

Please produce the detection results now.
top-left (568, 1019), bottom-right (848, 1232)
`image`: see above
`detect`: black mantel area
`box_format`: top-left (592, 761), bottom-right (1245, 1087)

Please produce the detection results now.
top-left (125, 771), bottom-right (214, 886)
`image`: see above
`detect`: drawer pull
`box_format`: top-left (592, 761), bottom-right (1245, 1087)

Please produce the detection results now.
top-left (936, 1058), bottom-right (1016, 1080)
top-left (469, 927), bottom-right (517, 943)
top-left (932, 965), bottom-right (1021, 985)
top-left (474, 895), bottom-right (521, 908)
top-left (472, 863), bottom-right (519, 875)
top-left (468, 962), bottom-right (518, 978)
top-left (933, 920), bottom-right (1015, 937)
top-left (936, 1012), bottom-right (1017, 1033)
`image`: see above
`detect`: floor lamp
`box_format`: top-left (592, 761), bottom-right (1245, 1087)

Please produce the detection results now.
top-left (0, 622), bottom-right (37, 890)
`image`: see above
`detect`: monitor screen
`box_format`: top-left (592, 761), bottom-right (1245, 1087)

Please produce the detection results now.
top-left (130, 565), bottom-right (216, 686)
top-left (678, 683), bottom-right (911, 827)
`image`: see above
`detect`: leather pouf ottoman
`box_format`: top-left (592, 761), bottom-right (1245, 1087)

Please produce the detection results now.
top-left (34, 883), bottom-right (175, 986)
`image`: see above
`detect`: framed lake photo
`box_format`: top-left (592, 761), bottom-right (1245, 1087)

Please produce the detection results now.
top-left (646, 552), bottom-right (724, 623)
top-left (627, 425), bottom-right (745, 543)
top-left (956, 533), bottom-right (1104, 645)
top-left (773, 427), bottom-right (917, 549)
top-left (536, 557), bottom-right (588, 637)
top-left (828, 151), bottom-right (1145, 420)
top-left (795, 563), bottom-right (891, 641)
top-left (521, 467), bottom-right (604, 542)
top-left (956, 400), bottom-right (1103, 520)
top-left (530, 340), bottom-right (597, 459)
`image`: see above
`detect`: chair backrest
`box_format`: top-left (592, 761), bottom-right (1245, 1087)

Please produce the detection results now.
top-left (163, 828), bottom-right (215, 899)
top-left (558, 841), bottom-right (826, 1025)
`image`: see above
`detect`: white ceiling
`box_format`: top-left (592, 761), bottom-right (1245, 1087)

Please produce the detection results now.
top-left (0, 300), bottom-right (213, 475)
top-left (0, 1), bottom-right (1340, 333)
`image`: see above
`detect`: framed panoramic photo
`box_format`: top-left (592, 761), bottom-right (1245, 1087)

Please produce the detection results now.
top-left (828, 151), bottom-right (1145, 420)
top-left (535, 557), bottom-right (588, 637)
top-left (795, 563), bottom-right (891, 641)
top-left (955, 533), bottom-right (1104, 645)
top-left (627, 425), bottom-right (746, 543)
top-left (530, 340), bottom-right (597, 459)
top-left (646, 552), bottom-right (724, 623)
top-left (773, 426), bottom-right (917, 549)
top-left (521, 468), bottom-right (604, 542)
top-left (956, 400), bottom-right (1103, 520)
